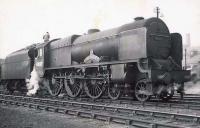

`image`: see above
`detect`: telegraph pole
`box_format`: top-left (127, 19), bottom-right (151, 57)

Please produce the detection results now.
top-left (185, 48), bottom-right (187, 69)
top-left (155, 6), bottom-right (160, 18)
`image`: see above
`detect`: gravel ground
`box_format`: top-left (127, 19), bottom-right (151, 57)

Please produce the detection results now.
top-left (0, 105), bottom-right (130, 128)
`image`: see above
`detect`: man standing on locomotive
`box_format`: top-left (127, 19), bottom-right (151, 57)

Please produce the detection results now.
top-left (43, 32), bottom-right (50, 42)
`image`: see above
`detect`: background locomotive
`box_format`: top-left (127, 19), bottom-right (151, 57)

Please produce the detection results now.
top-left (0, 17), bottom-right (190, 101)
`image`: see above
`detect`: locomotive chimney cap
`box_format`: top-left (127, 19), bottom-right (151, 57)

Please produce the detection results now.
top-left (134, 17), bottom-right (144, 21)
top-left (88, 29), bottom-right (100, 34)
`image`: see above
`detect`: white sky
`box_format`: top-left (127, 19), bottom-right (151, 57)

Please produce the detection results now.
top-left (0, 0), bottom-right (200, 58)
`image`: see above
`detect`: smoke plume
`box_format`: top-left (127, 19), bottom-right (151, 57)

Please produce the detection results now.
top-left (185, 82), bottom-right (200, 94)
top-left (26, 66), bottom-right (40, 96)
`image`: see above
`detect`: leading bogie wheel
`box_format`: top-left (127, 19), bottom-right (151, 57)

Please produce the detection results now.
top-left (135, 79), bottom-right (152, 102)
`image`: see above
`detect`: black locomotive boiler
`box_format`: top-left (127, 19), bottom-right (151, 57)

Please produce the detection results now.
top-left (0, 17), bottom-right (190, 101)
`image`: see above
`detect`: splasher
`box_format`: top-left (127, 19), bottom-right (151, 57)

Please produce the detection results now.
top-left (26, 66), bottom-right (40, 96)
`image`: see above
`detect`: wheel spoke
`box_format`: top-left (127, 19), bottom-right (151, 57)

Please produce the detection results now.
top-left (108, 84), bottom-right (121, 100)
top-left (47, 77), bottom-right (63, 96)
top-left (64, 75), bottom-right (82, 98)
top-left (135, 79), bottom-right (151, 102)
top-left (96, 84), bottom-right (101, 93)
top-left (73, 84), bottom-right (79, 95)
top-left (84, 80), bottom-right (105, 99)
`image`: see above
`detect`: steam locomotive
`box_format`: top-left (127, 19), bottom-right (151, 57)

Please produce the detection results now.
top-left (0, 17), bottom-right (190, 101)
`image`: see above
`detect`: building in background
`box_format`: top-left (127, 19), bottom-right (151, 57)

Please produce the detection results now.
top-left (183, 33), bottom-right (200, 82)
top-left (186, 33), bottom-right (200, 66)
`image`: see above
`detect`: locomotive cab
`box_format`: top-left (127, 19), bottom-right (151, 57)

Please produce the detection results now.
top-left (28, 47), bottom-right (38, 73)
top-left (34, 44), bottom-right (45, 77)
top-left (34, 38), bottom-right (62, 77)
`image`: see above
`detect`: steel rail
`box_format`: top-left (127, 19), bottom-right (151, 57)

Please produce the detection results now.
top-left (0, 99), bottom-right (192, 128)
top-left (0, 94), bottom-right (199, 128)
top-left (1, 92), bottom-right (200, 110)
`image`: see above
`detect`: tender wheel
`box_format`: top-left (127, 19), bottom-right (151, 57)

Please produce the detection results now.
top-left (47, 77), bottom-right (63, 96)
top-left (135, 79), bottom-right (152, 102)
top-left (64, 77), bottom-right (83, 98)
top-left (108, 83), bottom-right (121, 100)
top-left (84, 79), bottom-right (105, 99)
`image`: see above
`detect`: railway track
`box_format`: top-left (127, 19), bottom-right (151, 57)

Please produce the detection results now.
top-left (40, 94), bottom-right (200, 111)
top-left (1, 89), bottom-right (200, 110)
top-left (0, 94), bottom-right (200, 128)
top-left (172, 95), bottom-right (200, 102)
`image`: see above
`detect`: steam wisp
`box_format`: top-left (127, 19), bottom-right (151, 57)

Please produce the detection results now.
top-left (26, 66), bottom-right (40, 96)
top-left (185, 82), bottom-right (200, 94)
